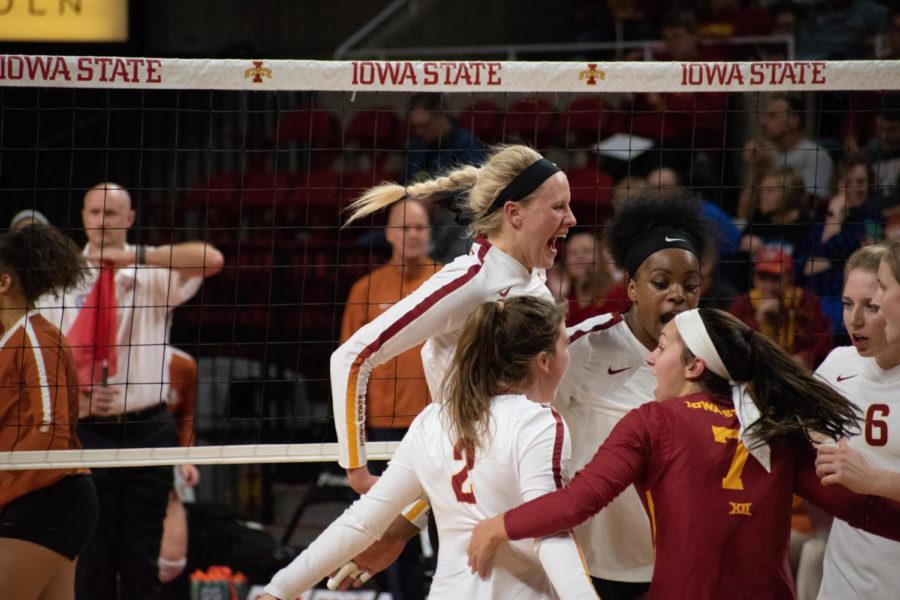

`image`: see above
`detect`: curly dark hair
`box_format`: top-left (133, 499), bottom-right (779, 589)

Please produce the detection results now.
top-left (607, 188), bottom-right (715, 274)
top-left (0, 225), bottom-right (85, 304)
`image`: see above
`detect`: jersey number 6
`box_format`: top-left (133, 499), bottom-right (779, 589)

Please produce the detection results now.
top-left (865, 404), bottom-right (890, 447)
top-left (451, 444), bottom-right (476, 504)
top-left (711, 426), bottom-right (750, 491)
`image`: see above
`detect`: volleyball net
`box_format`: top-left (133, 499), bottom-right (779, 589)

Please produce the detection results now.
top-left (1, 56), bottom-right (899, 471)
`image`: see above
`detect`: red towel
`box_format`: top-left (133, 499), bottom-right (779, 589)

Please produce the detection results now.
top-left (67, 262), bottom-right (118, 386)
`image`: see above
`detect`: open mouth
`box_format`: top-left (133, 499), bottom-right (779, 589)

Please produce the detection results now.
top-left (660, 311), bottom-right (680, 324)
top-left (851, 334), bottom-right (869, 345)
top-left (547, 232), bottom-right (567, 254)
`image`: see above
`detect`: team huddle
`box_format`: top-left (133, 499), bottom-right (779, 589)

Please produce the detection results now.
top-left (0, 142), bottom-right (896, 600)
top-left (260, 145), bottom-right (900, 600)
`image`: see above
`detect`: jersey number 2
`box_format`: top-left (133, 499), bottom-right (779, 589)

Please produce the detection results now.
top-left (865, 404), bottom-right (890, 447)
top-left (451, 444), bottom-right (476, 504)
top-left (711, 426), bottom-right (750, 491)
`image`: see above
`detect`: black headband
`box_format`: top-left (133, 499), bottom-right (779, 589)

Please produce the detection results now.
top-left (487, 158), bottom-right (561, 215)
top-left (625, 228), bottom-right (700, 276)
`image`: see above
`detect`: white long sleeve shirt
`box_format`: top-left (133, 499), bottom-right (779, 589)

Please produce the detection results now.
top-left (816, 346), bottom-right (900, 600)
top-left (266, 395), bottom-right (596, 600)
top-left (552, 313), bottom-right (656, 582)
top-left (332, 237), bottom-right (551, 469)
top-left (38, 244), bottom-right (202, 414)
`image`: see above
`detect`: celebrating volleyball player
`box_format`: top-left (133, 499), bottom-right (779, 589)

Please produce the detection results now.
top-left (261, 296), bottom-right (596, 600)
top-left (815, 239), bottom-right (900, 504)
top-left (554, 189), bottom-right (714, 598)
top-left (812, 244), bottom-right (900, 598)
top-left (0, 225), bottom-right (98, 600)
top-left (469, 307), bottom-right (900, 598)
top-left (332, 144), bottom-right (575, 494)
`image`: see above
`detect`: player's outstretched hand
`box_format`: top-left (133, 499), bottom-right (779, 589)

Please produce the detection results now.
top-left (467, 514), bottom-right (509, 578)
top-left (816, 439), bottom-right (874, 494)
top-left (347, 466), bottom-right (379, 495)
top-left (326, 514), bottom-right (419, 590)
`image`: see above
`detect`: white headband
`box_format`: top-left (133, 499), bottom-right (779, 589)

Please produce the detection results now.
top-left (674, 310), bottom-right (731, 380)
top-left (673, 309), bottom-right (770, 472)
top-left (9, 209), bottom-right (49, 231)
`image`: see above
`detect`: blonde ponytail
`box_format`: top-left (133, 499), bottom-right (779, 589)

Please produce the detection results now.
top-left (344, 144), bottom-right (547, 237)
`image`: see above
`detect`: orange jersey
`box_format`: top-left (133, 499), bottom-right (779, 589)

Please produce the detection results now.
top-left (165, 347), bottom-right (197, 447)
top-left (340, 262), bottom-right (440, 429)
top-left (0, 312), bottom-right (85, 508)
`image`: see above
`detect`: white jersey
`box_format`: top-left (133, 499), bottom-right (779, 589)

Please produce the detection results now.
top-left (332, 237), bottom-right (551, 469)
top-left (38, 244), bottom-right (202, 413)
top-left (816, 346), bottom-right (900, 600)
top-left (553, 313), bottom-right (655, 582)
top-left (266, 396), bottom-right (597, 600)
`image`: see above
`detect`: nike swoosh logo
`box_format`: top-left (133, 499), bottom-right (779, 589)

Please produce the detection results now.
top-left (499, 287), bottom-right (512, 298)
top-left (836, 374), bottom-right (857, 382)
top-left (607, 366), bottom-right (630, 375)
top-left (665, 236), bottom-right (687, 243)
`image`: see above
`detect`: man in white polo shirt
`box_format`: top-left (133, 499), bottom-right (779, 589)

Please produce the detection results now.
top-left (40, 182), bottom-right (223, 600)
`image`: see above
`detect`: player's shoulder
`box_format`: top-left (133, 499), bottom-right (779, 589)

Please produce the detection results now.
top-left (816, 346), bottom-right (862, 380)
top-left (492, 395), bottom-right (565, 443)
top-left (567, 312), bottom-right (624, 345)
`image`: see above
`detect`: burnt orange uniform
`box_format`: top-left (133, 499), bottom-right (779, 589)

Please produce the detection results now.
top-left (165, 346), bottom-right (197, 447)
top-left (340, 262), bottom-right (440, 429)
top-left (0, 311), bottom-right (86, 508)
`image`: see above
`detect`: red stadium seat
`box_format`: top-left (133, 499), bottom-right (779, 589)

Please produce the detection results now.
top-left (502, 97), bottom-right (557, 146)
top-left (283, 170), bottom-right (341, 231)
top-left (457, 100), bottom-right (502, 144)
top-left (565, 167), bottom-right (616, 226)
top-left (276, 108), bottom-right (338, 149)
top-left (344, 109), bottom-right (403, 150)
top-left (562, 96), bottom-right (620, 146)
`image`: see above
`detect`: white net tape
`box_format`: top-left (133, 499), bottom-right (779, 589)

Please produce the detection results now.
top-left (0, 56), bottom-right (897, 92)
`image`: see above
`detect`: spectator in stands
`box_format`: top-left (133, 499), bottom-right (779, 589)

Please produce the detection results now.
top-left (741, 94), bottom-right (834, 205)
top-left (406, 93), bottom-right (486, 263)
top-left (633, 8), bottom-right (728, 185)
top-left (699, 245), bottom-right (740, 310)
top-left (549, 232), bottom-right (617, 325)
top-left (729, 247), bottom-right (832, 369)
top-left (739, 167), bottom-right (813, 256)
top-left (698, 0), bottom-right (774, 52)
top-left (39, 182), bottom-right (223, 600)
top-left (646, 166), bottom-right (741, 260)
top-left (866, 94), bottom-right (900, 213)
top-left (795, 155), bottom-right (875, 334)
top-left (797, 0), bottom-right (888, 60)
top-left (769, 2), bottom-right (801, 60)
top-left (610, 175), bottom-right (648, 208)
top-left (339, 199), bottom-right (440, 600)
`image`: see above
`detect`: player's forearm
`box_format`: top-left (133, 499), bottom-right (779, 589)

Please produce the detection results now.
top-left (535, 533), bottom-right (599, 599)
top-left (265, 510), bottom-right (379, 599)
top-left (331, 341), bottom-right (367, 469)
top-left (145, 243), bottom-right (224, 277)
top-left (869, 469), bottom-right (900, 501)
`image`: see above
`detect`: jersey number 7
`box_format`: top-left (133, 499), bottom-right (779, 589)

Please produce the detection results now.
top-left (451, 444), bottom-right (476, 504)
top-left (711, 426), bottom-right (750, 491)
